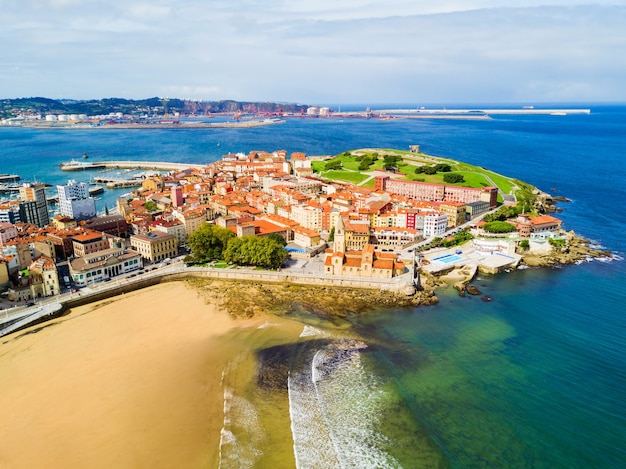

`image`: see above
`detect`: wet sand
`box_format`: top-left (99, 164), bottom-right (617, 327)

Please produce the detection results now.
top-left (0, 282), bottom-right (298, 468)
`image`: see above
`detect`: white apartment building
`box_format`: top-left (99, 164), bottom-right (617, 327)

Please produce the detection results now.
top-left (57, 179), bottom-right (97, 221)
top-left (423, 213), bottom-right (448, 237)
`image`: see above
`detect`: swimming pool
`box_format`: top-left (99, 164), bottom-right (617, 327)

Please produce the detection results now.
top-left (432, 254), bottom-right (463, 264)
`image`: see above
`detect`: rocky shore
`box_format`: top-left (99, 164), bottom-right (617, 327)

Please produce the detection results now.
top-left (185, 278), bottom-right (438, 319)
top-left (520, 232), bottom-right (612, 267)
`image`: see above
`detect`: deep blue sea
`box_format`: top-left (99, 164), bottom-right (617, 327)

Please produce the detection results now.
top-left (1, 105), bottom-right (625, 467)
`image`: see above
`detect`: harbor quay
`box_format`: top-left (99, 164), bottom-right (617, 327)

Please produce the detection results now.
top-left (60, 160), bottom-right (209, 172)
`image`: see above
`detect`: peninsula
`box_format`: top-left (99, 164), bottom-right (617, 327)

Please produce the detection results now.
top-left (0, 147), bottom-right (609, 335)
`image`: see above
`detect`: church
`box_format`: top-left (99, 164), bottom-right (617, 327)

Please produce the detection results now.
top-left (324, 216), bottom-right (405, 278)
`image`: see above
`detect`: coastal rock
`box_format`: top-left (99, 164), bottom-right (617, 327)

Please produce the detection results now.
top-left (466, 285), bottom-right (482, 296)
top-left (187, 278), bottom-right (438, 318)
top-left (521, 233), bottom-right (612, 268)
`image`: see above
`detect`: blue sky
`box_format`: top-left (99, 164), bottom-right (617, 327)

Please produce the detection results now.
top-left (2, 0), bottom-right (625, 104)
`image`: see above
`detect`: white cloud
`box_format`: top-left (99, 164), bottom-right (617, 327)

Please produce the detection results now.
top-left (0, 1), bottom-right (625, 102)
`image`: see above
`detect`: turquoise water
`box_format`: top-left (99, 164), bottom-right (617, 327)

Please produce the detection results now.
top-left (433, 254), bottom-right (463, 264)
top-left (2, 105), bottom-right (625, 467)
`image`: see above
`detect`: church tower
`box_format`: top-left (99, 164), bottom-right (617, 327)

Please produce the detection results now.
top-left (333, 215), bottom-right (346, 254)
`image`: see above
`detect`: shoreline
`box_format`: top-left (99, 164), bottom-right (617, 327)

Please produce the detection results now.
top-left (4, 119), bottom-right (284, 130)
top-left (0, 282), bottom-right (304, 468)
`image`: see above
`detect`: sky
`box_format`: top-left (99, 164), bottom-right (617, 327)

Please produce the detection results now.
top-left (2, 0), bottom-right (626, 104)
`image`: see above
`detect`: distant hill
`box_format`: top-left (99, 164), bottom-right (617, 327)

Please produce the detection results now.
top-left (0, 97), bottom-right (309, 118)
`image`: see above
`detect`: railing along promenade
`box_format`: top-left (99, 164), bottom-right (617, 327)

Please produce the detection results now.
top-left (0, 263), bottom-right (414, 337)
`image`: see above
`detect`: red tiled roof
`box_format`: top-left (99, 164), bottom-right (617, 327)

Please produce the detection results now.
top-left (373, 259), bottom-right (394, 269)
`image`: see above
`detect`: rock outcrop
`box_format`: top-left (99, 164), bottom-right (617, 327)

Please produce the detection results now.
top-left (187, 278), bottom-right (438, 319)
top-left (521, 232), bottom-right (611, 267)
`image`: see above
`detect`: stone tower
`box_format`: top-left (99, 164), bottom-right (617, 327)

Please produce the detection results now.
top-left (333, 215), bottom-right (346, 254)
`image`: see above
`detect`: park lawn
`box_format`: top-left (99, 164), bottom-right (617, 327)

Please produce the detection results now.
top-left (311, 161), bottom-right (326, 172)
top-left (361, 178), bottom-right (377, 188)
top-left (310, 148), bottom-right (518, 196)
top-left (324, 170), bottom-right (370, 184)
top-left (483, 171), bottom-right (515, 194)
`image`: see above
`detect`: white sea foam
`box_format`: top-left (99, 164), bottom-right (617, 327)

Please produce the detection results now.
top-left (219, 386), bottom-right (264, 469)
top-left (299, 325), bottom-right (331, 338)
top-left (257, 320), bottom-right (280, 329)
top-left (289, 340), bottom-right (401, 469)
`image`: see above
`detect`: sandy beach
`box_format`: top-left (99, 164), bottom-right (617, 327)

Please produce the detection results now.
top-left (0, 281), bottom-right (301, 468)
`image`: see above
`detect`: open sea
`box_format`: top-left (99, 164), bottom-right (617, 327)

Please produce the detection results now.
top-left (2, 104), bottom-right (625, 468)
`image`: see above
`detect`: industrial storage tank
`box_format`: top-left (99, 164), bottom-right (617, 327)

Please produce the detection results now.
top-left (45, 114), bottom-right (58, 121)
top-left (57, 115), bottom-right (69, 121)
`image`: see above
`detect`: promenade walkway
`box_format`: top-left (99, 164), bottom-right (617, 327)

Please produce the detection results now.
top-left (0, 260), bottom-right (415, 337)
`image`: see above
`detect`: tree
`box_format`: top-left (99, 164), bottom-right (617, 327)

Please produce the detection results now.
top-left (443, 173), bottom-right (465, 184)
top-left (358, 156), bottom-right (374, 170)
top-left (329, 226), bottom-right (335, 242)
top-left (144, 200), bottom-right (158, 212)
top-left (223, 236), bottom-right (289, 269)
top-left (267, 232), bottom-right (287, 247)
top-left (519, 239), bottom-right (530, 250)
top-left (187, 222), bottom-right (235, 262)
top-left (482, 221), bottom-right (517, 233)
top-left (325, 159), bottom-right (343, 170)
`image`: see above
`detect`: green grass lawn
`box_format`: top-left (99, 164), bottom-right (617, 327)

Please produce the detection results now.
top-left (312, 148), bottom-right (523, 196)
top-left (323, 170), bottom-right (370, 184)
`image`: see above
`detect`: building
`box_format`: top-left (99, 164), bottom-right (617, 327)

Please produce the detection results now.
top-left (466, 200), bottom-right (491, 220)
top-left (72, 230), bottom-right (111, 257)
top-left (0, 222), bottom-right (18, 247)
top-left (440, 202), bottom-right (467, 228)
top-left (19, 183), bottom-right (49, 227)
top-left (0, 259), bottom-right (10, 288)
top-left (152, 218), bottom-right (187, 246)
top-left (69, 247), bottom-right (143, 286)
top-left (171, 185), bottom-right (184, 208)
top-left (292, 226), bottom-right (322, 249)
top-left (291, 203), bottom-right (323, 231)
top-left (0, 201), bottom-right (21, 224)
top-left (375, 176), bottom-right (498, 207)
top-left (324, 216), bottom-right (405, 278)
top-left (423, 213), bottom-right (448, 237)
top-left (83, 215), bottom-right (130, 238)
top-left (371, 226), bottom-right (422, 248)
top-left (130, 231), bottom-right (178, 263)
top-left (57, 179), bottom-right (97, 221)
top-left (529, 215), bottom-right (562, 233)
top-left (28, 255), bottom-right (60, 297)
top-left (343, 219), bottom-right (371, 250)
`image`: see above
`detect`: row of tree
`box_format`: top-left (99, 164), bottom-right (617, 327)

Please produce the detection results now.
top-left (415, 163), bottom-right (452, 174)
top-left (186, 223), bottom-right (289, 269)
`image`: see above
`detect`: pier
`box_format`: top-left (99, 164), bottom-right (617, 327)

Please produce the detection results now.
top-left (335, 108), bottom-right (592, 118)
top-left (59, 160), bottom-right (208, 172)
top-left (92, 177), bottom-right (144, 189)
